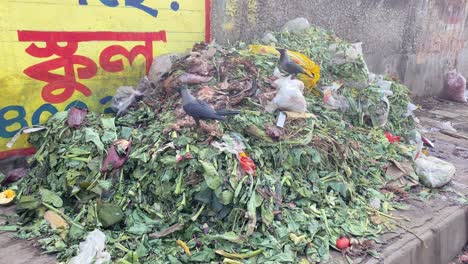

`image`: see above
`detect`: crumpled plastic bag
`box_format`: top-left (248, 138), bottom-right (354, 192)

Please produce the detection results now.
top-left (211, 132), bottom-right (246, 154)
top-left (404, 129), bottom-right (424, 160)
top-left (404, 102), bottom-right (418, 117)
top-left (148, 53), bottom-right (180, 83)
top-left (69, 229), bottom-right (111, 264)
top-left (266, 76), bottom-right (307, 113)
top-left (281, 17), bottom-right (311, 33)
top-left (321, 81), bottom-right (349, 112)
top-left (440, 69), bottom-right (467, 103)
top-left (365, 74), bottom-right (394, 127)
top-left (111, 86), bottom-right (144, 117)
top-left (415, 156), bottom-right (456, 188)
top-left (261, 32), bottom-right (277, 44)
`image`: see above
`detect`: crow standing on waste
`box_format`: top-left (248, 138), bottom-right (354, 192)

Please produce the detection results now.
top-left (277, 48), bottom-right (314, 79)
top-left (178, 85), bottom-right (240, 126)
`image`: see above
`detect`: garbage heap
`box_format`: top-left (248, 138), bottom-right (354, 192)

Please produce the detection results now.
top-left (10, 26), bottom-right (419, 263)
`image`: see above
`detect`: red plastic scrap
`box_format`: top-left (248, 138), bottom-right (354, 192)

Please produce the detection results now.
top-left (238, 152), bottom-right (256, 176)
top-left (384, 132), bottom-right (401, 143)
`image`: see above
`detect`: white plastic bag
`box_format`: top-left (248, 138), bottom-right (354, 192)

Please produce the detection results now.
top-left (415, 156), bottom-right (456, 188)
top-left (69, 229), bottom-right (111, 264)
top-left (266, 76), bottom-right (307, 113)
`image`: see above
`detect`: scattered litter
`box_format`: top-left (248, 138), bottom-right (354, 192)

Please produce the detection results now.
top-left (322, 81), bottom-right (349, 111)
top-left (276, 111), bottom-right (287, 127)
top-left (69, 230), bottom-right (111, 264)
top-left (415, 156), bottom-right (456, 188)
top-left (238, 152), bottom-right (256, 176)
top-left (10, 23), bottom-right (419, 263)
top-left (421, 136), bottom-right (435, 148)
top-left (439, 121), bottom-right (458, 133)
top-left (330, 43), bottom-right (370, 89)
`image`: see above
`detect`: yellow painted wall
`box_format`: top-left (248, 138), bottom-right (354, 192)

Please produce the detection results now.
top-left (0, 0), bottom-right (209, 158)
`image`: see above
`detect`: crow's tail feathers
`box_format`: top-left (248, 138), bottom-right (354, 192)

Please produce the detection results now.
top-left (216, 110), bottom-right (240, 116)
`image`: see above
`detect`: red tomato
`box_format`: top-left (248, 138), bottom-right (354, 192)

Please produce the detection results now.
top-left (336, 237), bottom-right (351, 250)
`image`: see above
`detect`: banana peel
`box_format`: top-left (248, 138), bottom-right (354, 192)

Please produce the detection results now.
top-left (248, 45), bottom-right (321, 96)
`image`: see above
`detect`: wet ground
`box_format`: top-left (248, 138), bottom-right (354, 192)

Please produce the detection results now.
top-left (0, 98), bottom-right (467, 264)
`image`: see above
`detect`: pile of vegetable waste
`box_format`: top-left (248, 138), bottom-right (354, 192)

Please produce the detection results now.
top-left (5, 27), bottom-right (418, 263)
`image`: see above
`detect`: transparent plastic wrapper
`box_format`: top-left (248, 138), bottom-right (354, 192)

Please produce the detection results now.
top-left (211, 132), bottom-right (246, 154)
top-left (212, 133), bottom-right (256, 175)
top-left (69, 229), bottom-right (111, 264)
top-left (111, 86), bottom-right (144, 117)
top-left (148, 53), bottom-right (179, 83)
top-left (366, 75), bottom-right (394, 127)
top-left (322, 81), bottom-right (349, 112)
top-left (440, 69), bottom-right (467, 103)
top-left (368, 96), bottom-right (390, 127)
top-left (404, 102), bottom-right (418, 117)
top-left (415, 156), bottom-right (456, 188)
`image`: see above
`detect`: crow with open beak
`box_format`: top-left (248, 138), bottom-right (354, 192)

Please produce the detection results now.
top-left (178, 85), bottom-right (240, 126)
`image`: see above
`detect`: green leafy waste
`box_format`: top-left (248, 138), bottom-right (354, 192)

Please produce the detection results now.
top-left (11, 26), bottom-right (416, 263)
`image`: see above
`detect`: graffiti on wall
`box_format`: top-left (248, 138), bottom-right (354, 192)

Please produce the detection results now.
top-left (0, 0), bottom-right (211, 159)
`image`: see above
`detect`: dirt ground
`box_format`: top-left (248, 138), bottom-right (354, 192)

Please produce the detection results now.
top-left (0, 98), bottom-right (467, 264)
